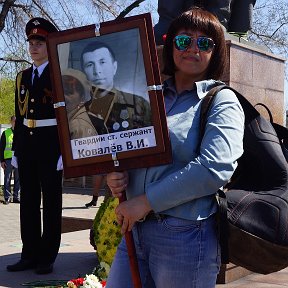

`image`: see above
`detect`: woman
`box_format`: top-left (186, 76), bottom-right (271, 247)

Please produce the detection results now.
top-left (106, 7), bottom-right (245, 288)
top-left (62, 68), bottom-right (98, 139)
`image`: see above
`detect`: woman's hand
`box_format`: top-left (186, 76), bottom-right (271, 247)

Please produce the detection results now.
top-left (115, 194), bottom-right (152, 234)
top-left (106, 171), bottom-right (129, 198)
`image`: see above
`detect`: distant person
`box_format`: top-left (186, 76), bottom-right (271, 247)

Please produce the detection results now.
top-left (154, 0), bottom-right (257, 45)
top-left (80, 41), bottom-right (152, 134)
top-left (85, 175), bottom-right (102, 208)
top-left (6, 17), bottom-right (62, 275)
top-left (0, 115), bottom-right (20, 204)
top-left (85, 174), bottom-right (112, 208)
top-left (62, 68), bottom-right (99, 139)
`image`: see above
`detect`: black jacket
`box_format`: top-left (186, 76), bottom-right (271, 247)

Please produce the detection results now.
top-left (13, 64), bottom-right (60, 158)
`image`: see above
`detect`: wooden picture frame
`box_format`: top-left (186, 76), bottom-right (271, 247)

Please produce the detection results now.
top-left (47, 13), bottom-right (171, 178)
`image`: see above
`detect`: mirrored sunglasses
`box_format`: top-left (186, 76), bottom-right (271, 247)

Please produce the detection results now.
top-left (174, 35), bottom-right (215, 52)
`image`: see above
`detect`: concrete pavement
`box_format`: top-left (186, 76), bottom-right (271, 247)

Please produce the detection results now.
top-left (0, 187), bottom-right (101, 288)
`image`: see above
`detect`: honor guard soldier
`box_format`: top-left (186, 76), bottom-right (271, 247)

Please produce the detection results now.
top-left (7, 17), bottom-right (62, 275)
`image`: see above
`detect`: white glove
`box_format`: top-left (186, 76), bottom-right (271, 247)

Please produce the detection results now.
top-left (11, 155), bottom-right (18, 168)
top-left (57, 155), bottom-right (63, 171)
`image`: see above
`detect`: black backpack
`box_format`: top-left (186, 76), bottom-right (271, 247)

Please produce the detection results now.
top-left (200, 85), bottom-right (288, 274)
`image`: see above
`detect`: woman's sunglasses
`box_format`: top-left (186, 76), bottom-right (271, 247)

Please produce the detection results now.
top-left (174, 35), bottom-right (215, 53)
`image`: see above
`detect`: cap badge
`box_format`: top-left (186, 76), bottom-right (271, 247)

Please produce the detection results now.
top-left (32, 28), bottom-right (38, 34)
top-left (32, 20), bottom-right (40, 26)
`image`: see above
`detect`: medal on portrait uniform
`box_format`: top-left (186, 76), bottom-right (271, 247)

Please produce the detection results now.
top-left (122, 121), bottom-right (129, 129)
top-left (120, 109), bottom-right (129, 129)
top-left (113, 122), bottom-right (120, 131)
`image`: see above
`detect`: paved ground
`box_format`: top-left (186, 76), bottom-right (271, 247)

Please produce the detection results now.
top-left (0, 187), bottom-right (101, 288)
top-left (1, 187), bottom-right (288, 287)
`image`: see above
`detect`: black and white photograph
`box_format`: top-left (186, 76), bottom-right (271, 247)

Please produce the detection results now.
top-left (58, 29), bottom-right (155, 160)
top-left (47, 13), bottom-right (171, 177)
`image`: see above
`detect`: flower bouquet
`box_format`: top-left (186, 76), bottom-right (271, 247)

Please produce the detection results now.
top-left (67, 274), bottom-right (106, 288)
top-left (22, 274), bottom-right (106, 288)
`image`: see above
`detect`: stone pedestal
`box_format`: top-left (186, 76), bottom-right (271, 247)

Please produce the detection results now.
top-left (216, 263), bottom-right (252, 284)
top-left (157, 39), bottom-right (286, 284)
top-left (223, 38), bottom-right (286, 125)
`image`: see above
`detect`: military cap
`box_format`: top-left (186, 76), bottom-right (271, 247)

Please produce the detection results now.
top-left (25, 17), bottom-right (58, 41)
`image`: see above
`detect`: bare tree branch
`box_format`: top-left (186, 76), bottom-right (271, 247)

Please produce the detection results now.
top-left (0, 0), bottom-right (16, 32)
top-left (270, 22), bottom-right (288, 38)
top-left (116, 0), bottom-right (145, 19)
top-left (0, 57), bottom-right (31, 65)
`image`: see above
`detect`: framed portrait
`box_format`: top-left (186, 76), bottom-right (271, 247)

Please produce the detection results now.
top-left (47, 13), bottom-right (171, 178)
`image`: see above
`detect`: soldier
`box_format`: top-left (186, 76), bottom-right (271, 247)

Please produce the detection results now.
top-left (80, 41), bottom-right (152, 134)
top-left (80, 41), bottom-right (152, 208)
top-left (6, 17), bottom-right (62, 275)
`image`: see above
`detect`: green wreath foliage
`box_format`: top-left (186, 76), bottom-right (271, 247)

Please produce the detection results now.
top-left (92, 197), bottom-right (122, 279)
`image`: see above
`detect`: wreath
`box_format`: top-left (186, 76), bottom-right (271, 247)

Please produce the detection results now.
top-left (92, 197), bottom-right (122, 280)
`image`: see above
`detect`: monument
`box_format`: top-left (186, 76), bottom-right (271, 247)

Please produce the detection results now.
top-left (154, 0), bottom-right (257, 45)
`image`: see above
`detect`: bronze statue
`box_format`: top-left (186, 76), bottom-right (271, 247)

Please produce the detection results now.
top-left (154, 0), bottom-right (256, 45)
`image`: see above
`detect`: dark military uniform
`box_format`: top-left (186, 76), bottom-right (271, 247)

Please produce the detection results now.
top-left (14, 65), bottom-right (62, 266)
top-left (9, 18), bottom-right (62, 272)
top-left (105, 89), bottom-right (152, 133)
top-left (88, 88), bottom-right (152, 134)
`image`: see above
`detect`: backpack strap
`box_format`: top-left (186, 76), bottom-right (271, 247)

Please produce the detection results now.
top-left (254, 103), bottom-right (273, 123)
top-left (199, 84), bottom-right (231, 264)
top-left (255, 101), bottom-right (288, 159)
top-left (217, 189), bottom-right (229, 264)
top-left (199, 85), bottom-right (225, 142)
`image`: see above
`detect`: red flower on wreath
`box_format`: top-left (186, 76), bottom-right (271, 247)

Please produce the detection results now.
top-left (70, 277), bottom-right (85, 286)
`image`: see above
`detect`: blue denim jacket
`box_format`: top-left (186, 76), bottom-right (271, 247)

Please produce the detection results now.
top-left (127, 78), bottom-right (245, 220)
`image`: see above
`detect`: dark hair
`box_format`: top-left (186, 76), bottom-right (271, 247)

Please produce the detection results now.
top-left (80, 41), bottom-right (116, 69)
top-left (162, 7), bottom-right (227, 80)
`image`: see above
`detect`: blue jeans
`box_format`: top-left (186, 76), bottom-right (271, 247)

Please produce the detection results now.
top-left (106, 214), bottom-right (220, 288)
top-left (3, 159), bottom-right (20, 201)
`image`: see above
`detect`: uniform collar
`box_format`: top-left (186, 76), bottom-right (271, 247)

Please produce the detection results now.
top-left (33, 61), bottom-right (48, 77)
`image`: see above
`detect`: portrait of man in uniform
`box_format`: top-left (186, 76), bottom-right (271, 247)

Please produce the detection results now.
top-left (80, 40), bottom-right (152, 134)
top-left (46, 15), bottom-right (171, 176)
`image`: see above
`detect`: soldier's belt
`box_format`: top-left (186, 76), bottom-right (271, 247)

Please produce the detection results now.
top-left (23, 118), bottom-right (57, 128)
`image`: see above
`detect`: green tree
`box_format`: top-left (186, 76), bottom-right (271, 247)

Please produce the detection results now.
top-left (0, 77), bottom-right (15, 123)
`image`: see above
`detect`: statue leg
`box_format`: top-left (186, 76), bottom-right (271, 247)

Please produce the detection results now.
top-left (154, 0), bottom-right (195, 45)
top-left (205, 0), bottom-right (232, 30)
top-left (228, 0), bottom-right (256, 33)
